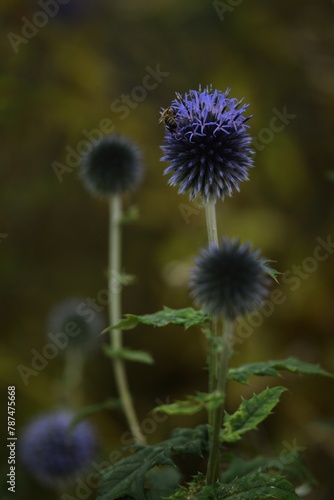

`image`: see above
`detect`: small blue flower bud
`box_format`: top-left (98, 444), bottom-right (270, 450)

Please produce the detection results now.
top-left (190, 238), bottom-right (270, 320)
top-left (80, 135), bottom-right (143, 197)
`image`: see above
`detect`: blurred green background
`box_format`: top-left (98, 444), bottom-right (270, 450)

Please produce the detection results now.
top-left (1, 0), bottom-right (334, 498)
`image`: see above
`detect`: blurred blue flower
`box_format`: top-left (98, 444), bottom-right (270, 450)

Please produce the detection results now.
top-left (19, 411), bottom-right (97, 487)
top-left (80, 135), bottom-right (143, 198)
top-left (189, 239), bottom-right (270, 320)
top-left (160, 86), bottom-right (254, 202)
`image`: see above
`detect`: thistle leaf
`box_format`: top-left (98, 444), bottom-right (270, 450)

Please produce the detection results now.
top-left (96, 426), bottom-right (209, 500)
top-left (97, 447), bottom-right (174, 500)
top-left (220, 386), bottom-right (287, 443)
top-left (228, 357), bottom-right (333, 385)
top-left (103, 307), bottom-right (209, 332)
top-left (198, 472), bottom-right (300, 499)
top-left (102, 314), bottom-right (139, 332)
top-left (154, 392), bottom-right (225, 416)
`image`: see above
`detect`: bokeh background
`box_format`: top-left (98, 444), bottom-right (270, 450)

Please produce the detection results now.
top-left (1, 0), bottom-right (334, 498)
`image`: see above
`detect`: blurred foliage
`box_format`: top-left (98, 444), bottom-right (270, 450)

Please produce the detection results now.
top-left (1, 0), bottom-right (334, 498)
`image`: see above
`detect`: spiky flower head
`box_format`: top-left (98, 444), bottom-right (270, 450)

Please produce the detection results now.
top-left (190, 238), bottom-right (270, 320)
top-left (19, 411), bottom-right (97, 487)
top-left (80, 135), bottom-right (143, 197)
top-left (160, 86), bottom-right (254, 202)
top-left (46, 297), bottom-right (106, 351)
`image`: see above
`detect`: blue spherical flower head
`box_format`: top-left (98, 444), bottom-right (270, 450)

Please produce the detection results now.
top-left (160, 86), bottom-right (254, 202)
top-left (80, 135), bottom-right (143, 198)
top-left (19, 412), bottom-right (97, 487)
top-left (190, 239), bottom-right (270, 320)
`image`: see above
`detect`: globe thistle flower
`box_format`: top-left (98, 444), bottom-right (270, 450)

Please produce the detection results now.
top-left (19, 411), bottom-right (97, 487)
top-left (80, 135), bottom-right (143, 198)
top-left (189, 239), bottom-right (270, 320)
top-left (160, 86), bottom-right (254, 202)
top-left (46, 297), bottom-right (106, 351)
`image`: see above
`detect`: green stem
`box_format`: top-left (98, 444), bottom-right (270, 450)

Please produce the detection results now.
top-left (204, 199), bottom-right (219, 247)
top-left (206, 318), bottom-right (235, 484)
top-left (204, 199), bottom-right (219, 426)
top-left (62, 349), bottom-right (85, 408)
top-left (109, 196), bottom-right (146, 445)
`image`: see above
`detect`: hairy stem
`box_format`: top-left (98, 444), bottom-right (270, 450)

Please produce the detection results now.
top-left (109, 196), bottom-right (146, 445)
top-left (206, 318), bottom-right (235, 484)
top-left (204, 199), bottom-right (219, 426)
top-left (204, 199), bottom-right (219, 248)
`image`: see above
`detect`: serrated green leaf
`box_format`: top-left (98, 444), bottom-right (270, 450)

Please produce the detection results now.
top-left (164, 472), bottom-right (206, 499)
top-left (96, 426), bottom-right (209, 500)
top-left (103, 346), bottom-right (154, 364)
top-left (155, 400), bottom-right (202, 416)
top-left (97, 448), bottom-right (174, 500)
top-left (102, 314), bottom-right (139, 333)
top-left (198, 472), bottom-right (300, 499)
top-left (220, 386), bottom-right (287, 443)
top-left (165, 472), bottom-right (299, 500)
top-left (167, 425), bottom-right (210, 455)
top-left (102, 307), bottom-right (209, 333)
top-left (68, 399), bottom-right (120, 432)
top-left (154, 392), bottom-right (224, 416)
top-left (228, 357), bottom-right (333, 385)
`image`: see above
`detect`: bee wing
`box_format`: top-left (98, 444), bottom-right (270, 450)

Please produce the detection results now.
top-left (158, 108), bottom-right (165, 127)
